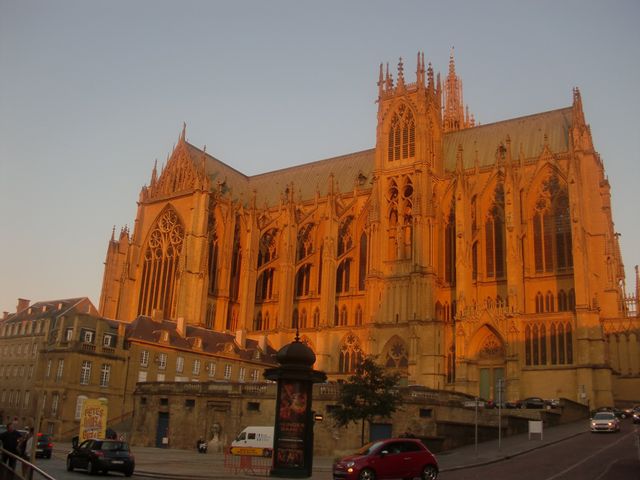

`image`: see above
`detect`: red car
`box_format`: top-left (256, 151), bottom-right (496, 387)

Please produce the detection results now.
top-left (333, 438), bottom-right (438, 480)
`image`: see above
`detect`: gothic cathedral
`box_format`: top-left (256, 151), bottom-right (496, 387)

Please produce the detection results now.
top-left (99, 52), bottom-right (639, 408)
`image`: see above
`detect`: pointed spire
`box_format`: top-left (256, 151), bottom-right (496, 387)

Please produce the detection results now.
top-left (385, 62), bottom-right (393, 90)
top-left (427, 61), bottom-right (434, 90)
top-left (397, 57), bottom-right (405, 90)
top-left (572, 87), bottom-right (585, 126)
top-left (111, 225), bottom-right (116, 242)
top-left (448, 46), bottom-right (456, 76)
top-left (378, 63), bottom-right (384, 98)
top-left (180, 122), bottom-right (187, 143)
top-left (150, 159), bottom-right (158, 186)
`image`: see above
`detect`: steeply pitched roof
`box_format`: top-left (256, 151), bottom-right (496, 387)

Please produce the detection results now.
top-left (190, 106), bottom-right (573, 206)
top-left (126, 316), bottom-right (277, 364)
top-left (4, 297), bottom-right (97, 323)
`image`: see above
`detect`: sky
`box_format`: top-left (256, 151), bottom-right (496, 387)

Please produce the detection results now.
top-left (1, 0), bottom-right (639, 314)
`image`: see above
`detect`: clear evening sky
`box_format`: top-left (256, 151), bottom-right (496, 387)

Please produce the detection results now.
top-left (1, 1), bottom-right (638, 313)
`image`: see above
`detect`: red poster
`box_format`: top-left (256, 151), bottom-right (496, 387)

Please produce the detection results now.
top-left (274, 381), bottom-right (308, 469)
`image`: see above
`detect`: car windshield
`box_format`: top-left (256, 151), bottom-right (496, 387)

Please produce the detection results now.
top-left (593, 412), bottom-right (615, 419)
top-left (353, 441), bottom-right (385, 456)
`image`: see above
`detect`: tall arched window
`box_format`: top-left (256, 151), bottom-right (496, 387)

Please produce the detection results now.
top-left (292, 309), bottom-right (299, 329)
top-left (300, 309), bottom-right (308, 329)
top-left (295, 264), bottom-right (311, 297)
top-left (535, 292), bottom-right (544, 313)
top-left (358, 232), bottom-right (367, 291)
top-left (545, 291), bottom-right (555, 312)
top-left (207, 226), bottom-right (218, 295)
top-left (533, 174), bottom-right (573, 273)
top-left (313, 308), bottom-right (320, 328)
top-left (337, 217), bottom-right (354, 257)
top-left (339, 306), bottom-right (348, 326)
top-left (336, 259), bottom-right (351, 294)
top-left (557, 290), bottom-right (568, 311)
top-left (387, 104), bottom-right (416, 162)
top-left (355, 305), bottom-right (363, 326)
top-left (137, 208), bottom-right (184, 318)
top-left (485, 183), bottom-right (505, 278)
top-left (339, 334), bottom-right (364, 373)
top-left (296, 223), bottom-right (314, 261)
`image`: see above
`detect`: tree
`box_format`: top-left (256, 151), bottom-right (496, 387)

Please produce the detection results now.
top-left (330, 355), bottom-right (403, 445)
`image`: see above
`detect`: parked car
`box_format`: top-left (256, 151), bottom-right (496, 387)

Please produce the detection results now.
top-left (66, 439), bottom-right (135, 476)
top-left (590, 412), bottom-right (620, 433)
top-left (36, 433), bottom-right (53, 459)
top-left (544, 398), bottom-right (559, 408)
top-left (517, 397), bottom-right (546, 409)
top-left (632, 409), bottom-right (640, 424)
top-left (333, 438), bottom-right (438, 480)
top-left (596, 406), bottom-right (628, 419)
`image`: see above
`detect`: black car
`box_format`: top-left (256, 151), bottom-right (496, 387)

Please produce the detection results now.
top-left (518, 397), bottom-right (546, 409)
top-left (67, 439), bottom-right (135, 476)
top-left (36, 433), bottom-right (53, 459)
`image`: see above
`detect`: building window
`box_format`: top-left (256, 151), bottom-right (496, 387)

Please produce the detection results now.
top-left (485, 184), bottom-right (505, 279)
top-left (185, 399), bottom-right (196, 408)
top-left (207, 362), bottom-right (216, 378)
top-left (355, 305), bottom-right (363, 326)
top-left (51, 393), bottom-right (59, 416)
top-left (83, 330), bottom-right (95, 344)
top-left (138, 371), bottom-right (148, 382)
top-left (358, 232), bottom-right (367, 291)
top-left (247, 401), bottom-right (260, 411)
top-left (192, 359), bottom-right (201, 375)
top-left (23, 391), bottom-right (30, 409)
top-left (55, 359), bottom-right (64, 382)
top-left (103, 335), bottom-right (112, 347)
top-left (140, 350), bottom-right (149, 367)
top-left (525, 324), bottom-right (547, 366)
top-left (137, 208), bottom-right (185, 318)
top-left (550, 322), bottom-right (574, 365)
top-left (80, 361), bottom-right (91, 385)
top-left (66, 328), bottom-right (74, 341)
top-left (336, 259), bottom-right (351, 293)
top-left (313, 309), bottom-right (320, 328)
top-left (387, 104), bottom-right (416, 162)
top-left (239, 367), bottom-right (245, 382)
top-left (176, 356), bottom-right (184, 373)
top-left (339, 306), bottom-right (348, 326)
top-left (74, 395), bottom-right (87, 420)
top-left (295, 264), bottom-right (311, 297)
top-left (224, 364), bottom-right (232, 380)
top-left (251, 369), bottom-right (259, 382)
top-left (46, 359), bottom-right (52, 378)
top-left (445, 205), bottom-right (456, 284)
top-left (100, 364), bottom-right (111, 387)
top-left (545, 291), bottom-right (555, 312)
top-left (535, 292), bottom-right (544, 313)
top-left (158, 353), bottom-right (167, 370)
top-left (339, 334), bottom-right (364, 374)
top-left (156, 373), bottom-right (165, 381)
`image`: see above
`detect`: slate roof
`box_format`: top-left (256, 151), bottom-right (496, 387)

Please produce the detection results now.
top-left (183, 106), bottom-right (574, 207)
top-left (2, 297), bottom-right (97, 324)
top-left (126, 315), bottom-right (278, 364)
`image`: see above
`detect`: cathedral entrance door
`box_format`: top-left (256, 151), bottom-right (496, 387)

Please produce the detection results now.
top-left (479, 366), bottom-right (504, 401)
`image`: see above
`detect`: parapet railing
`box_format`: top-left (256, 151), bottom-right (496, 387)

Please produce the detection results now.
top-left (0, 448), bottom-right (57, 480)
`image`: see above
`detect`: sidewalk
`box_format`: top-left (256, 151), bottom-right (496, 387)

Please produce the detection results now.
top-left (52, 420), bottom-right (588, 479)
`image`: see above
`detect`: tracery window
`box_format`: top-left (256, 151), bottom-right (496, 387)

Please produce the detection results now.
top-left (256, 268), bottom-right (275, 302)
top-left (387, 104), bottom-right (416, 162)
top-left (545, 291), bottom-right (555, 312)
top-left (338, 334), bottom-right (364, 373)
top-left (257, 229), bottom-right (278, 267)
top-left (485, 183), bottom-right (505, 278)
top-left (532, 174), bottom-right (573, 273)
top-left (137, 208), bottom-right (184, 318)
top-left (295, 264), bottom-right (311, 297)
top-left (387, 176), bottom-right (414, 260)
top-left (384, 340), bottom-right (408, 368)
top-left (358, 232), bottom-right (367, 291)
top-left (557, 290), bottom-right (568, 311)
top-left (535, 292), bottom-right (544, 313)
top-left (296, 224), bottom-right (314, 262)
top-left (336, 259), bottom-right (351, 294)
top-left (337, 217), bottom-right (354, 257)
top-left (550, 322), bottom-right (573, 365)
top-left (300, 309), bottom-right (308, 329)
top-left (525, 324), bottom-right (547, 366)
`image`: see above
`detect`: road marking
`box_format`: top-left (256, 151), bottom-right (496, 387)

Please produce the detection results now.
top-left (544, 430), bottom-right (634, 480)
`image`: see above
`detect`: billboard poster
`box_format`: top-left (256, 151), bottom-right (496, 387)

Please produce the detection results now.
top-left (79, 399), bottom-right (108, 442)
top-left (274, 380), bottom-right (309, 469)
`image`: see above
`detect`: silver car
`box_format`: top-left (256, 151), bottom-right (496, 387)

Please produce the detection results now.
top-left (590, 412), bottom-right (620, 432)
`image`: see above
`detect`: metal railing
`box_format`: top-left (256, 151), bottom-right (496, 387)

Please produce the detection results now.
top-left (0, 448), bottom-right (57, 480)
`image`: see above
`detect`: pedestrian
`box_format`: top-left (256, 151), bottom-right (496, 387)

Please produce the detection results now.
top-left (0, 422), bottom-right (23, 470)
top-left (19, 427), bottom-right (35, 479)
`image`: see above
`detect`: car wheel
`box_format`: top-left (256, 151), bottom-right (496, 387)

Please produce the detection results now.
top-left (88, 460), bottom-right (97, 475)
top-left (125, 468), bottom-right (134, 477)
top-left (359, 468), bottom-right (376, 480)
top-left (422, 464), bottom-right (438, 480)
top-left (66, 457), bottom-right (74, 472)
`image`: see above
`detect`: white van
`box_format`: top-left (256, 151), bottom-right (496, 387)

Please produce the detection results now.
top-left (230, 426), bottom-right (274, 457)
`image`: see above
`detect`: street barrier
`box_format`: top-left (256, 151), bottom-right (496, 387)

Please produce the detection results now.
top-left (224, 451), bottom-right (272, 476)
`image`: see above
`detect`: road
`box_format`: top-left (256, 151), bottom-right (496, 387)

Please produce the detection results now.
top-left (441, 421), bottom-right (640, 480)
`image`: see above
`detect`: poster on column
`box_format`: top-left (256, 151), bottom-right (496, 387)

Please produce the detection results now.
top-left (79, 399), bottom-right (108, 442)
top-left (274, 380), bottom-right (309, 469)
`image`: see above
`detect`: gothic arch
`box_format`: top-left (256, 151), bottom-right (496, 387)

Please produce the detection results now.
top-left (137, 205), bottom-right (185, 318)
top-left (467, 324), bottom-right (506, 360)
top-left (338, 332), bottom-right (364, 374)
top-left (384, 102), bottom-right (417, 162)
top-left (381, 335), bottom-right (409, 370)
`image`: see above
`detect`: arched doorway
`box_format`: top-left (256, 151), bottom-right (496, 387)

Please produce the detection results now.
top-left (471, 326), bottom-right (506, 401)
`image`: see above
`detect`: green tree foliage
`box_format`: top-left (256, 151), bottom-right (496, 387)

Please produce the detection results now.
top-left (330, 355), bottom-right (402, 445)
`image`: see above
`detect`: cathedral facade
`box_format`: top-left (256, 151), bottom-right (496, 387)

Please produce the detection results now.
top-left (99, 53), bottom-right (639, 408)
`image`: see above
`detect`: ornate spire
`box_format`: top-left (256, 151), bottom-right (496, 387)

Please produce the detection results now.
top-left (150, 159), bottom-right (158, 187)
top-left (572, 87), bottom-right (585, 126)
top-left (396, 57), bottom-right (405, 90)
top-left (378, 63), bottom-right (384, 98)
top-left (443, 48), bottom-right (473, 132)
top-left (180, 122), bottom-right (187, 143)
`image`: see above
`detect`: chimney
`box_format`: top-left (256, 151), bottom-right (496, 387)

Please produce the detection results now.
top-left (2, 312), bottom-right (8, 320)
top-left (176, 317), bottom-right (186, 337)
top-left (235, 329), bottom-right (246, 349)
top-left (17, 298), bottom-right (30, 312)
top-left (258, 334), bottom-right (268, 353)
